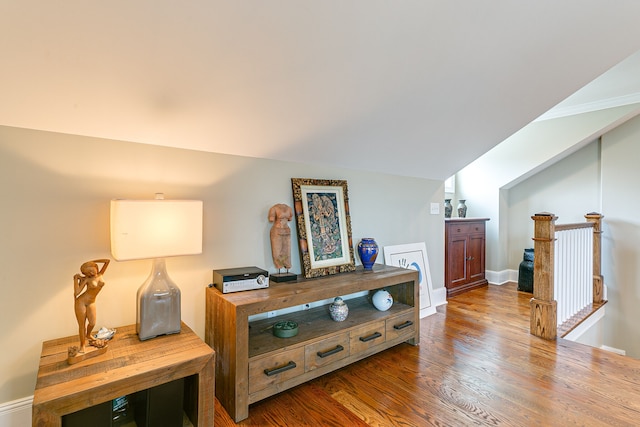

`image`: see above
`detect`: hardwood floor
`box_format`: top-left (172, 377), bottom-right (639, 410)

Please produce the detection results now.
top-left (214, 283), bottom-right (640, 426)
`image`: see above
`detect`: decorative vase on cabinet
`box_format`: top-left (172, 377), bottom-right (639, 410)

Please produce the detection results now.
top-left (457, 200), bottom-right (467, 218)
top-left (444, 199), bottom-right (453, 218)
top-left (329, 297), bottom-right (349, 321)
top-left (357, 238), bottom-right (379, 270)
top-left (371, 289), bottom-right (393, 311)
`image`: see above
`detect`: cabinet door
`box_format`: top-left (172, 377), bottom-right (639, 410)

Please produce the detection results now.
top-left (447, 233), bottom-right (469, 288)
top-left (467, 233), bottom-right (485, 283)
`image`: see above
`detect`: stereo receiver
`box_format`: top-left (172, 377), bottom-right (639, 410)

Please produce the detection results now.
top-left (212, 266), bottom-right (269, 294)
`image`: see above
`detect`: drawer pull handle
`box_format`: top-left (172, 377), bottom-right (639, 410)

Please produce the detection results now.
top-left (317, 344), bottom-right (345, 358)
top-left (264, 361), bottom-right (297, 376)
top-left (359, 332), bottom-right (382, 343)
top-left (393, 320), bottom-right (414, 330)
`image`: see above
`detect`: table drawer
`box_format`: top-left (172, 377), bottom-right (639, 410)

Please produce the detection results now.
top-left (305, 332), bottom-right (350, 371)
top-left (249, 347), bottom-right (305, 394)
top-left (350, 320), bottom-right (386, 355)
top-left (386, 311), bottom-right (416, 342)
top-left (448, 223), bottom-right (472, 235)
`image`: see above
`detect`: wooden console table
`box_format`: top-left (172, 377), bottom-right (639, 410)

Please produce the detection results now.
top-left (32, 322), bottom-right (215, 427)
top-left (206, 265), bottom-right (419, 422)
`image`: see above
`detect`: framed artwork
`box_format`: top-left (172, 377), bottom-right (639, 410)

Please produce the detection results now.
top-left (384, 242), bottom-right (435, 316)
top-left (291, 178), bottom-right (355, 278)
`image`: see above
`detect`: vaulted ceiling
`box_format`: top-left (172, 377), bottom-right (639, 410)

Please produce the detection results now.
top-left (2, 2), bottom-right (640, 180)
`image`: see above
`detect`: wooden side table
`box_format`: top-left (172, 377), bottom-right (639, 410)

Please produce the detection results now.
top-left (32, 322), bottom-right (214, 427)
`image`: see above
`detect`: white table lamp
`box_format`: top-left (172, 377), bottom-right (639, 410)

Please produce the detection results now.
top-left (110, 194), bottom-right (203, 340)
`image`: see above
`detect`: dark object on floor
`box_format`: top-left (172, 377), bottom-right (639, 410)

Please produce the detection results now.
top-left (518, 248), bottom-right (534, 293)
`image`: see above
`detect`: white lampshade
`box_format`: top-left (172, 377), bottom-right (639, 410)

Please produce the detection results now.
top-left (110, 199), bottom-right (203, 260)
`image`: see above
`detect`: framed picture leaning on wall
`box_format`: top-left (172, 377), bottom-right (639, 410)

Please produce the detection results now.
top-left (384, 242), bottom-right (436, 317)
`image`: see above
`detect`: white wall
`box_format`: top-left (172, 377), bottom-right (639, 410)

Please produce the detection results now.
top-left (506, 140), bottom-right (601, 266)
top-left (600, 115), bottom-right (640, 358)
top-left (0, 126), bottom-right (445, 404)
top-left (505, 115), bottom-right (640, 358)
top-left (456, 104), bottom-right (639, 272)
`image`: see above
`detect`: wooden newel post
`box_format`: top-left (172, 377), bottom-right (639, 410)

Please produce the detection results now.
top-left (585, 212), bottom-right (604, 304)
top-left (530, 212), bottom-right (557, 340)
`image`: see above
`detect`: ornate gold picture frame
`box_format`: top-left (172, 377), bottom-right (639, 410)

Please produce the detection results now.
top-left (291, 178), bottom-right (355, 278)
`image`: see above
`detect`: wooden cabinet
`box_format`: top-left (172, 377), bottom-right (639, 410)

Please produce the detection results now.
top-left (445, 218), bottom-right (490, 297)
top-left (32, 323), bottom-right (215, 427)
top-left (205, 265), bottom-right (419, 422)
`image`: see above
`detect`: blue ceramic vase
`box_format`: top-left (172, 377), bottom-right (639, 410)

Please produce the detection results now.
top-left (357, 238), bottom-right (379, 270)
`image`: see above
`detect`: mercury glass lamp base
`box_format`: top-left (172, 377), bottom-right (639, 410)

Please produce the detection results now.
top-left (137, 258), bottom-right (181, 341)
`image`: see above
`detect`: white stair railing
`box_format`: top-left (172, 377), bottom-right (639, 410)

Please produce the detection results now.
top-left (554, 225), bottom-right (593, 325)
top-left (530, 212), bottom-right (604, 340)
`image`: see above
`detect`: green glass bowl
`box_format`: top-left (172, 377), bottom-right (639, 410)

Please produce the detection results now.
top-left (272, 320), bottom-right (299, 338)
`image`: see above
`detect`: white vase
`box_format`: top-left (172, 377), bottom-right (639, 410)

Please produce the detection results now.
top-left (371, 289), bottom-right (393, 311)
top-left (457, 199), bottom-right (467, 218)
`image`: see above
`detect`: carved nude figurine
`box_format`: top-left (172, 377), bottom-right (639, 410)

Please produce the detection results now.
top-left (73, 259), bottom-right (110, 352)
top-left (268, 204), bottom-right (293, 271)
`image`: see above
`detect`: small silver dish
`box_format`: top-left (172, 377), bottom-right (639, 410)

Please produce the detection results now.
top-left (93, 327), bottom-right (116, 340)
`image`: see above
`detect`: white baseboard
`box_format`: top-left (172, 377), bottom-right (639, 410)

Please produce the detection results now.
top-left (486, 269), bottom-right (518, 285)
top-left (432, 286), bottom-right (447, 307)
top-left (600, 345), bottom-right (626, 356)
top-left (419, 286), bottom-right (447, 319)
top-left (0, 396), bottom-right (32, 427)
top-left (563, 305), bottom-right (606, 342)
top-left (420, 306), bottom-right (437, 318)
